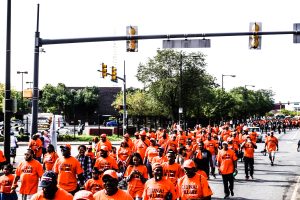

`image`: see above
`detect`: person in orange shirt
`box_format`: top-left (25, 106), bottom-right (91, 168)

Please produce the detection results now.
top-left (240, 135), bottom-right (257, 179)
top-left (95, 134), bottom-right (112, 153)
top-left (157, 131), bottom-right (169, 150)
top-left (53, 144), bottom-right (85, 195)
top-left (177, 160), bottom-right (213, 200)
top-left (0, 149), bottom-right (6, 171)
top-left (117, 140), bottom-right (132, 173)
top-left (0, 164), bottom-right (17, 200)
top-left (28, 133), bottom-right (43, 163)
top-left (86, 146), bottom-right (96, 167)
top-left (217, 141), bottom-right (238, 199)
top-left (93, 170), bottom-right (133, 200)
top-left (31, 170), bottom-right (73, 200)
top-left (124, 152), bottom-right (148, 199)
top-left (204, 135), bottom-right (219, 178)
top-left (176, 146), bottom-right (189, 166)
top-left (162, 150), bottom-right (184, 186)
top-left (264, 131), bottom-right (279, 166)
top-left (123, 133), bottom-right (135, 151)
top-left (144, 138), bottom-right (159, 178)
top-left (134, 131), bottom-right (150, 161)
top-left (166, 134), bottom-right (178, 154)
top-left (94, 146), bottom-right (118, 172)
top-left (84, 168), bottom-right (103, 194)
top-left (11, 149), bottom-right (44, 200)
top-left (152, 147), bottom-right (168, 165)
top-left (42, 144), bottom-right (59, 171)
top-left (143, 163), bottom-right (177, 200)
top-left (132, 132), bottom-right (140, 149)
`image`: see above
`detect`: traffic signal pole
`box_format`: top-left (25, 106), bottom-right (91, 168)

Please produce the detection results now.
top-left (30, 4), bottom-right (300, 136)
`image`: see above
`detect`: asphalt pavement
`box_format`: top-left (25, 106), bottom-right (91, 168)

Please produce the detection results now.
top-left (1, 130), bottom-right (300, 199)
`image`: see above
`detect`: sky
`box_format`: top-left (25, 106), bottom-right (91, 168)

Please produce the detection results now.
top-left (1, 0), bottom-right (300, 105)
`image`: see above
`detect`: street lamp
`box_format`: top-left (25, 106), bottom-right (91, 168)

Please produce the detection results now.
top-left (221, 74), bottom-right (236, 91)
top-left (244, 85), bottom-right (255, 89)
top-left (26, 81), bottom-right (33, 89)
top-left (17, 71), bottom-right (28, 115)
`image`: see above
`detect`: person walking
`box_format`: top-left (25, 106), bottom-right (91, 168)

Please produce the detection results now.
top-left (0, 164), bottom-right (18, 200)
top-left (93, 169), bottom-right (133, 200)
top-left (31, 170), bottom-right (73, 200)
top-left (43, 144), bottom-right (59, 171)
top-left (11, 149), bottom-right (44, 200)
top-left (10, 132), bottom-right (18, 164)
top-left (142, 163), bottom-right (177, 200)
top-left (53, 144), bottom-right (85, 195)
top-left (217, 141), bottom-right (238, 199)
top-left (264, 131), bottom-right (279, 166)
top-left (28, 133), bottom-right (43, 163)
top-left (240, 135), bottom-right (257, 179)
top-left (177, 160), bottom-right (213, 200)
top-left (76, 145), bottom-right (93, 183)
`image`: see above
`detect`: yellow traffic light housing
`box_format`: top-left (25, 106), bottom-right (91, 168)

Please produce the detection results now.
top-left (249, 22), bottom-right (262, 49)
top-left (111, 66), bottom-right (117, 82)
top-left (102, 63), bottom-right (107, 78)
top-left (126, 26), bottom-right (138, 52)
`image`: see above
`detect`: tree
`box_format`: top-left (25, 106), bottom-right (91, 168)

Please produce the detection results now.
top-left (136, 49), bottom-right (217, 121)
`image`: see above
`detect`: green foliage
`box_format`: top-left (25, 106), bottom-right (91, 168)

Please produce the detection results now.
top-left (57, 134), bottom-right (122, 142)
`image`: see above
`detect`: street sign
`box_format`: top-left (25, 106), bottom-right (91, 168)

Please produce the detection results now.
top-left (163, 39), bottom-right (211, 49)
top-left (293, 24), bottom-right (300, 43)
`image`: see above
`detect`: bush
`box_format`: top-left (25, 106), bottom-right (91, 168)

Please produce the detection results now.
top-left (57, 134), bottom-right (123, 142)
top-left (17, 134), bottom-right (30, 142)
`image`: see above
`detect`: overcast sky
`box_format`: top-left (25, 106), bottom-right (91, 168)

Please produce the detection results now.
top-left (1, 0), bottom-right (300, 104)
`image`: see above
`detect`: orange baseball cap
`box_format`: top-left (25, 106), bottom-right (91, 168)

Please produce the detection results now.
top-left (123, 133), bottom-right (130, 138)
top-left (140, 130), bottom-right (146, 136)
top-left (100, 145), bottom-right (109, 151)
top-left (60, 144), bottom-right (71, 150)
top-left (102, 169), bottom-right (118, 179)
top-left (101, 133), bottom-right (107, 138)
top-left (73, 190), bottom-right (94, 200)
top-left (183, 159), bottom-right (196, 168)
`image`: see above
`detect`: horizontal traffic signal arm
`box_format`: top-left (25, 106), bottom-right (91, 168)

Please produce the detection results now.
top-left (40, 31), bottom-right (296, 46)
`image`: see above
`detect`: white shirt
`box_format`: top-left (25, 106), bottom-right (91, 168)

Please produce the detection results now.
top-left (10, 135), bottom-right (18, 148)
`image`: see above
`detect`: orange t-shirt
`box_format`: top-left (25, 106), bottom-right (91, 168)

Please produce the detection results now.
top-left (0, 150), bottom-right (6, 163)
top-left (0, 174), bottom-right (15, 193)
top-left (93, 188), bottom-right (133, 200)
top-left (217, 149), bottom-right (237, 175)
top-left (144, 146), bottom-right (159, 163)
top-left (31, 187), bottom-right (73, 200)
top-left (84, 178), bottom-right (104, 194)
top-left (265, 136), bottom-right (278, 152)
top-left (15, 159), bottom-right (44, 195)
top-left (94, 156), bottom-right (118, 171)
top-left (162, 162), bottom-right (184, 186)
top-left (242, 141), bottom-right (256, 158)
top-left (249, 131), bottom-right (258, 142)
top-left (43, 152), bottom-right (59, 171)
top-left (95, 140), bottom-right (112, 152)
top-left (53, 156), bottom-right (84, 192)
top-left (177, 173), bottom-right (213, 199)
top-left (135, 139), bottom-right (150, 160)
top-left (117, 147), bottom-right (132, 162)
top-left (86, 151), bottom-right (96, 161)
top-left (166, 140), bottom-right (178, 154)
top-left (143, 177), bottom-right (177, 200)
top-left (28, 139), bottom-right (43, 157)
top-left (204, 139), bottom-right (218, 155)
top-left (124, 165), bottom-right (148, 193)
top-left (152, 156), bottom-right (168, 165)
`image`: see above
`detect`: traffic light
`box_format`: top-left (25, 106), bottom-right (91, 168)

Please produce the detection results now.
top-left (249, 22), bottom-right (262, 49)
top-left (102, 63), bottom-right (107, 78)
top-left (126, 26), bottom-right (138, 52)
top-left (111, 66), bottom-right (117, 82)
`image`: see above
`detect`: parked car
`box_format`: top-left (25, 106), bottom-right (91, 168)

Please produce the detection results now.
top-left (106, 120), bottom-right (118, 127)
top-left (248, 126), bottom-right (264, 143)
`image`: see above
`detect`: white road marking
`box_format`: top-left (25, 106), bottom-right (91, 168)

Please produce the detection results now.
top-left (291, 176), bottom-right (300, 200)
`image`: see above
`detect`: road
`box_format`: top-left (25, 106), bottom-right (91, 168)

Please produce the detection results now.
top-left (2, 129), bottom-right (300, 199)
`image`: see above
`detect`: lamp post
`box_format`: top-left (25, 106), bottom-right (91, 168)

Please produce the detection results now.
top-left (221, 74), bottom-right (236, 91)
top-left (17, 71), bottom-right (28, 115)
top-left (71, 89), bottom-right (76, 138)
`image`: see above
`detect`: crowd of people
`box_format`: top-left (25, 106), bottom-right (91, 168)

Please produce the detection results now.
top-left (0, 121), bottom-right (281, 200)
